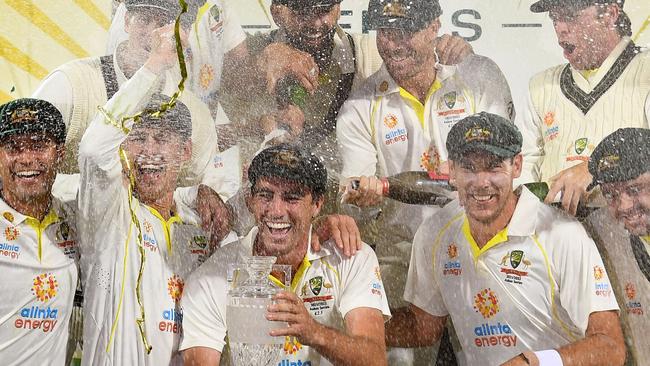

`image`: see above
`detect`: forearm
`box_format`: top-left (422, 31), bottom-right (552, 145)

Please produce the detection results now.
top-left (385, 307), bottom-right (445, 348)
top-left (309, 324), bottom-right (386, 366)
top-left (556, 333), bottom-right (626, 366)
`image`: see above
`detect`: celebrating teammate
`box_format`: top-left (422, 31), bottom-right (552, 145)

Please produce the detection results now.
top-left (0, 98), bottom-right (78, 365)
top-left (386, 112), bottom-right (625, 365)
top-left (521, 0), bottom-right (650, 215)
top-left (585, 128), bottom-right (650, 365)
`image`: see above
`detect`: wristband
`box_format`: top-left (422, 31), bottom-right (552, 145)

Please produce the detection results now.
top-left (380, 177), bottom-right (390, 196)
top-left (534, 350), bottom-right (563, 366)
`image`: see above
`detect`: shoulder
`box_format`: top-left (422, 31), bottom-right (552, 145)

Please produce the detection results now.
top-left (529, 64), bottom-right (566, 90)
top-left (54, 56), bottom-right (102, 75)
top-left (534, 203), bottom-right (594, 250)
top-left (187, 240), bottom-right (246, 289)
top-left (317, 240), bottom-right (378, 269)
top-left (455, 54), bottom-right (501, 74)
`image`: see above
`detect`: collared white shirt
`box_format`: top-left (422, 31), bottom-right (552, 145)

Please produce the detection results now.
top-left (405, 187), bottom-right (619, 365)
top-left (77, 67), bottom-right (210, 366)
top-left (180, 227), bottom-right (390, 366)
top-left (0, 197), bottom-right (78, 365)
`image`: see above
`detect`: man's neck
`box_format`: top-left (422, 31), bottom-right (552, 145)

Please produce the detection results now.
top-left (141, 192), bottom-right (176, 221)
top-left (2, 190), bottom-right (51, 221)
top-left (578, 34), bottom-right (623, 71)
top-left (398, 63), bottom-right (438, 104)
top-left (469, 194), bottom-right (519, 249)
top-left (254, 232), bottom-right (310, 276)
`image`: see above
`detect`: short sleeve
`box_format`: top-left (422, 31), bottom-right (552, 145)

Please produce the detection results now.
top-left (179, 268), bottom-right (228, 352)
top-left (549, 221), bottom-right (620, 333)
top-left (336, 98), bottom-right (378, 178)
top-left (338, 245), bottom-right (391, 320)
top-left (403, 217), bottom-right (448, 317)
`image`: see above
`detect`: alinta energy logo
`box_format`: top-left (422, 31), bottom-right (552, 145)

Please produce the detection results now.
top-left (159, 275), bottom-right (184, 334)
top-left (15, 273), bottom-right (60, 333)
top-left (443, 243), bottom-right (462, 276)
top-left (624, 282), bottom-right (644, 316)
top-left (472, 288), bottom-right (517, 348)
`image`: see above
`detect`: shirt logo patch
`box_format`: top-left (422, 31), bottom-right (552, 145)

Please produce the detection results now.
top-left (4, 226), bottom-right (19, 241)
top-left (474, 288), bottom-right (499, 319)
top-left (593, 265), bottom-right (612, 297)
top-left (594, 265), bottom-right (605, 280)
top-left (498, 250), bottom-right (530, 285)
top-left (443, 243), bottom-right (462, 276)
top-left (209, 5), bottom-right (224, 35)
top-left (283, 336), bottom-right (303, 355)
top-left (624, 282), bottom-right (644, 316)
top-left (0, 242), bottom-right (20, 260)
top-left (543, 111), bottom-right (555, 126)
top-left (309, 276), bottom-right (323, 296)
top-left (167, 274), bottom-right (184, 303)
top-left (384, 127), bottom-right (408, 145)
top-left (383, 113), bottom-right (398, 129)
top-left (566, 138), bottom-right (595, 162)
top-left (32, 273), bottom-right (58, 302)
top-left (3, 211), bottom-right (14, 223)
top-left (444, 91), bottom-right (457, 109)
top-left (143, 220), bottom-right (153, 233)
top-left (199, 64), bottom-right (215, 90)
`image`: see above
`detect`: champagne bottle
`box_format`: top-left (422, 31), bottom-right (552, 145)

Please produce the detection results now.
top-left (351, 171), bottom-right (455, 206)
top-left (276, 76), bottom-right (308, 109)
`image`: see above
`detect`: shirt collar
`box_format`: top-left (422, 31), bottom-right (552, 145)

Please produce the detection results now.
top-left (570, 36), bottom-right (631, 85)
top-left (507, 186), bottom-right (540, 237)
top-left (374, 62), bottom-right (455, 97)
top-left (0, 197), bottom-right (60, 227)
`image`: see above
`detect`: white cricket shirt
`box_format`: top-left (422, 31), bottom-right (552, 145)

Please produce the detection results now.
top-left (0, 197), bottom-right (78, 365)
top-left (180, 227), bottom-right (390, 366)
top-left (78, 68), bottom-right (211, 366)
top-left (404, 187), bottom-right (619, 365)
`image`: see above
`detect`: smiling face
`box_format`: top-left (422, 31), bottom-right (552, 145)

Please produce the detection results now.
top-left (121, 126), bottom-right (190, 204)
top-left (0, 133), bottom-right (63, 207)
top-left (450, 152), bottom-right (522, 224)
top-left (376, 19), bottom-right (440, 84)
top-left (272, 4), bottom-right (340, 57)
top-left (602, 172), bottom-right (650, 236)
top-left (548, 4), bottom-right (619, 70)
top-left (247, 177), bottom-right (323, 259)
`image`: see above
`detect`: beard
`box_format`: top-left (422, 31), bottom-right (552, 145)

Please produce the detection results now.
top-left (286, 26), bottom-right (336, 69)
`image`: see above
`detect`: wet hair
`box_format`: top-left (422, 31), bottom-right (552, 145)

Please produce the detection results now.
top-left (597, 4), bottom-right (632, 37)
top-left (133, 94), bottom-right (192, 140)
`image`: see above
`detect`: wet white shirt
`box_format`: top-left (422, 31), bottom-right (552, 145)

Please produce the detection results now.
top-left (0, 197), bottom-right (78, 365)
top-left (404, 187), bottom-right (619, 365)
top-left (77, 66), bottom-right (211, 366)
top-left (180, 227), bottom-right (390, 366)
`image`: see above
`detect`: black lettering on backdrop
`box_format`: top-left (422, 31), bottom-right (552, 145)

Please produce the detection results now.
top-left (452, 9), bottom-right (482, 42)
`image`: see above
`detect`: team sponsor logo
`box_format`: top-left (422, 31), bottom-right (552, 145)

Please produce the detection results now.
top-left (624, 283), bottom-right (644, 316)
top-left (374, 266), bottom-right (382, 281)
top-left (159, 275), bottom-right (184, 333)
top-left (597, 154), bottom-right (620, 172)
top-left (443, 243), bottom-right (462, 276)
top-left (209, 5), bottom-right (224, 35)
top-left (2, 211), bottom-right (14, 223)
top-left (498, 250), bottom-right (530, 285)
top-left (420, 146), bottom-right (445, 177)
top-left (464, 127), bottom-right (490, 143)
top-left (383, 113), bottom-right (398, 129)
top-left (436, 91), bottom-right (466, 116)
top-left (213, 154), bottom-right (224, 169)
top-left (10, 108), bottom-right (38, 124)
top-left (56, 222), bottom-right (71, 241)
top-left (566, 138), bottom-right (595, 162)
top-left (16, 273), bottom-right (60, 333)
top-left (4, 226), bottom-right (19, 241)
top-left (167, 274), bottom-right (184, 302)
top-left (594, 265), bottom-right (604, 280)
top-left (143, 220), bottom-right (153, 233)
top-left (199, 64), bottom-right (215, 90)
top-left (444, 91), bottom-right (457, 109)
top-left (471, 288), bottom-right (517, 347)
top-left (189, 235), bottom-right (209, 259)
top-left (593, 266), bottom-right (612, 297)
top-left (303, 291), bottom-right (333, 316)
top-left (543, 111), bottom-right (555, 126)
top-left (278, 360), bottom-right (311, 366)
top-left (474, 288), bottom-right (499, 319)
top-left (32, 273), bottom-right (58, 302)
top-left (544, 125), bottom-right (559, 142)
top-left (55, 222), bottom-right (77, 258)
top-left (0, 242), bottom-right (20, 259)
top-left (384, 127), bottom-right (408, 145)
top-left (309, 276), bottom-right (323, 296)
top-left (382, 0), bottom-right (407, 17)
top-left (282, 336), bottom-right (303, 358)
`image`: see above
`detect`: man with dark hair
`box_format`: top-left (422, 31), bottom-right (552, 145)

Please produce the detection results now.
top-left (585, 128), bottom-right (650, 365)
top-left (77, 66), bottom-right (212, 363)
top-left (521, 0), bottom-right (650, 215)
top-left (0, 98), bottom-right (78, 365)
top-left (386, 112), bottom-right (625, 365)
top-left (180, 144), bottom-right (390, 366)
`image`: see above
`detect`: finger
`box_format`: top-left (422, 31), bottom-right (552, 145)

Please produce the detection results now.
top-left (294, 74), bottom-right (317, 93)
top-left (569, 192), bottom-right (580, 216)
top-left (561, 186), bottom-right (574, 213)
top-left (267, 302), bottom-right (299, 314)
top-left (545, 180), bottom-right (563, 204)
top-left (273, 290), bottom-right (300, 303)
top-left (269, 326), bottom-right (299, 337)
top-left (351, 220), bottom-right (362, 254)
